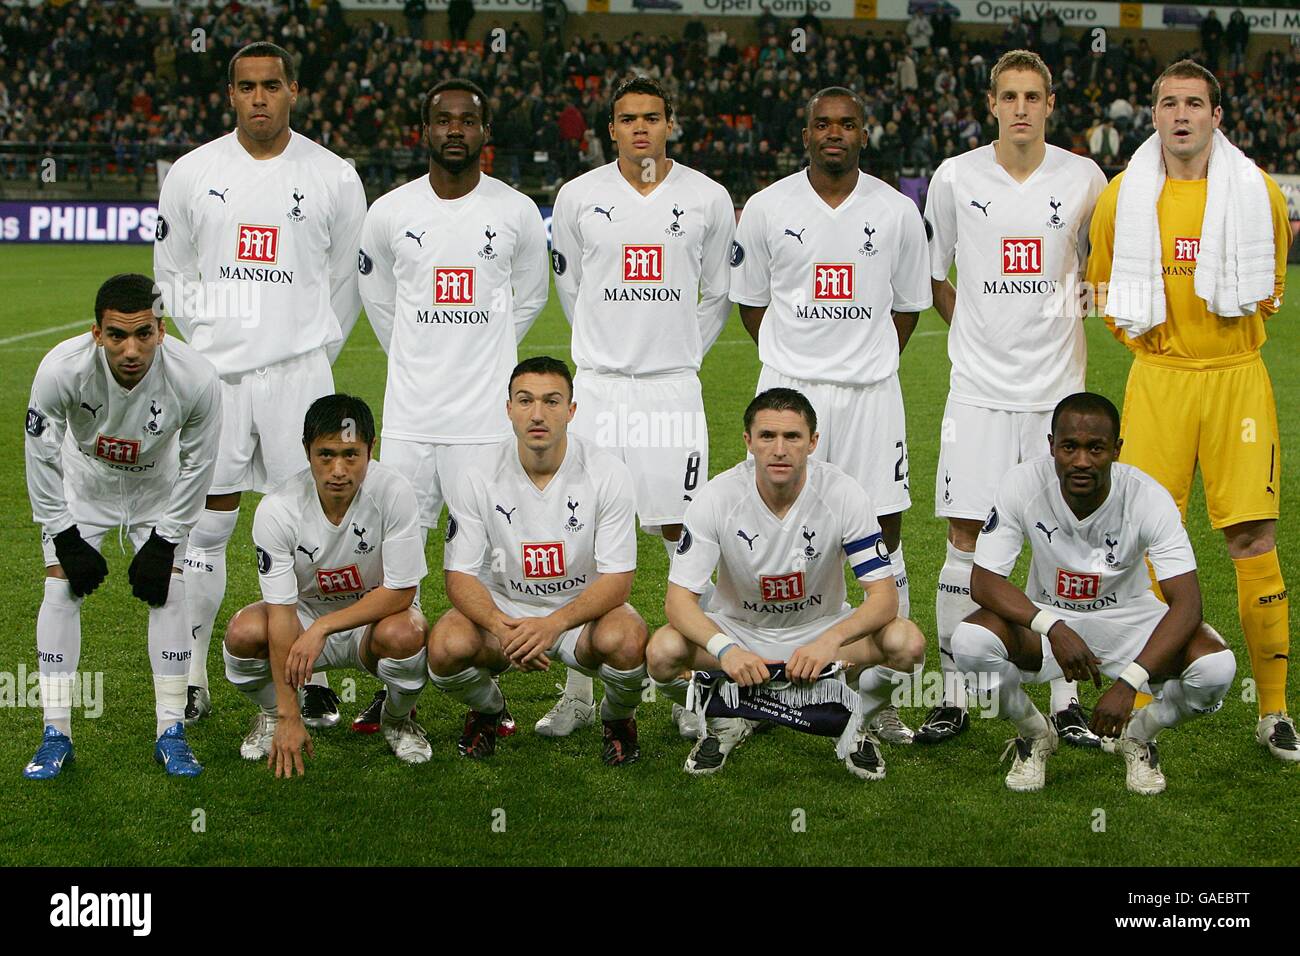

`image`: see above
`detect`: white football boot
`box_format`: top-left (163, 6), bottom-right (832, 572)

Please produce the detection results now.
top-left (382, 708), bottom-right (433, 764)
top-left (684, 717), bottom-right (756, 775)
top-left (534, 684), bottom-right (596, 737)
top-left (1119, 736), bottom-right (1166, 794)
top-left (672, 702), bottom-right (703, 740)
top-left (1256, 713), bottom-right (1300, 762)
top-left (1001, 719), bottom-right (1059, 792)
top-left (240, 711), bottom-right (277, 760)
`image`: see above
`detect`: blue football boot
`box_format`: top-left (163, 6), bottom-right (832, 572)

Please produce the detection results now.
top-left (23, 725), bottom-right (74, 780)
top-left (154, 722), bottom-right (203, 777)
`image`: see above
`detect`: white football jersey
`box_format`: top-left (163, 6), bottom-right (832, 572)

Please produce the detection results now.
top-left (975, 458), bottom-right (1196, 613)
top-left (359, 175), bottom-right (550, 443)
top-left (550, 160), bottom-right (735, 375)
top-left (25, 332), bottom-right (221, 542)
top-left (253, 461), bottom-right (426, 621)
top-left (153, 130), bottom-right (367, 377)
top-left (731, 169), bottom-right (932, 386)
top-left (670, 458), bottom-right (892, 631)
top-left (443, 435), bottom-right (637, 614)
top-left (925, 145), bottom-right (1107, 410)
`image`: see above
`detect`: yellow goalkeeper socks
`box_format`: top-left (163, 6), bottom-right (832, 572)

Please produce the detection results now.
top-left (1233, 549), bottom-right (1290, 717)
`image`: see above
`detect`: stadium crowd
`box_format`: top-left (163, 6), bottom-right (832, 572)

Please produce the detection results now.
top-left (2, 0), bottom-right (1300, 200)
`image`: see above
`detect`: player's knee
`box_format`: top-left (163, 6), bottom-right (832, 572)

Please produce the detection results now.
top-left (223, 606), bottom-right (268, 658)
top-left (947, 518), bottom-right (982, 552)
top-left (596, 609), bottom-right (648, 669)
top-left (428, 613), bottom-right (480, 669)
top-left (951, 619), bottom-right (1000, 671)
top-left (1180, 647), bottom-right (1236, 709)
top-left (646, 626), bottom-right (687, 682)
top-left (373, 612), bottom-right (427, 660)
top-left (884, 618), bottom-right (926, 670)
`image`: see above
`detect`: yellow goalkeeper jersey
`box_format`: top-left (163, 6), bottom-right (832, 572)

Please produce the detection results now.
top-left (1086, 168), bottom-right (1292, 369)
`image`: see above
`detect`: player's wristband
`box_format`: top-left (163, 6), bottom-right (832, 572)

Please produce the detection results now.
top-left (1118, 662), bottom-right (1150, 692)
top-left (706, 633), bottom-right (739, 660)
top-left (1030, 610), bottom-right (1063, 636)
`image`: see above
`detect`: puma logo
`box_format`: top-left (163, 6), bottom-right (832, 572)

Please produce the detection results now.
top-left (736, 529), bottom-right (759, 550)
top-left (208, 188), bottom-right (229, 203)
top-left (1035, 521), bottom-right (1057, 542)
top-left (404, 230), bottom-right (425, 247)
top-left (296, 544), bottom-right (320, 561)
top-left (80, 401), bottom-right (103, 417)
top-left (495, 505), bottom-right (516, 524)
top-left (784, 228), bottom-right (806, 244)
top-left (970, 200), bottom-right (991, 216)
top-left (594, 205), bottom-right (614, 220)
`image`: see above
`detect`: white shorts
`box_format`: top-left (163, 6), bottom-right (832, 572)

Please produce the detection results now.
top-left (296, 608), bottom-right (371, 671)
top-left (705, 604), bottom-right (854, 662)
top-left (379, 438), bottom-right (477, 531)
top-left (757, 366), bottom-right (910, 516)
top-left (211, 348), bottom-right (334, 495)
top-left (41, 471), bottom-right (184, 568)
top-left (936, 397), bottom-right (1052, 520)
top-left (1020, 594), bottom-right (1177, 691)
top-left (492, 594), bottom-right (592, 674)
top-left (569, 369), bottom-right (708, 527)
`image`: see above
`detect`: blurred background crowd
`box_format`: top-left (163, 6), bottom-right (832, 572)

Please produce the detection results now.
top-left (2, 0), bottom-right (1299, 203)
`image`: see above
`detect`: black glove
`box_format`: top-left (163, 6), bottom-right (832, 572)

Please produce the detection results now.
top-left (52, 526), bottom-right (109, 598)
top-left (128, 529), bottom-right (177, 607)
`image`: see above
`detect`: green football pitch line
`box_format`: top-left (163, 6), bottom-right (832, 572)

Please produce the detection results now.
top-left (0, 246), bottom-right (1294, 866)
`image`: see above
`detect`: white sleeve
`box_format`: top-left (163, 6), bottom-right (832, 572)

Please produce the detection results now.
top-left (358, 204), bottom-right (397, 355)
top-left (154, 367), bottom-right (222, 543)
top-left (973, 477), bottom-right (1027, 577)
top-left (510, 200), bottom-right (551, 344)
top-left (325, 163), bottom-right (367, 364)
top-left (924, 161), bottom-right (958, 281)
top-left (442, 470), bottom-right (490, 574)
top-left (24, 357), bottom-right (73, 537)
top-left (253, 498), bottom-right (299, 607)
top-left (840, 482), bottom-right (891, 584)
top-left (379, 475), bottom-right (428, 590)
top-left (729, 197), bottom-right (771, 307)
top-left (594, 462), bottom-right (637, 574)
top-left (892, 199), bottom-right (934, 312)
top-left (1144, 485), bottom-right (1198, 582)
top-left (697, 186), bottom-right (736, 353)
top-left (667, 491), bottom-right (721, 594)
top-left (153, 163), bottom-right (200, 341)
top-left (549, 182), bottom-right (583, 325)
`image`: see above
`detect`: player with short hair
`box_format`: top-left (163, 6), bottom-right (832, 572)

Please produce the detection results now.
top-left (730, 85), bottom-right (931, 745)
top-left (154, 40), bottom-right (367, 727)
top-left (647, 388), bottom-right (926, 779)
top-left (223, 394), bottom-right (431, 776)
top-left (921, 49), bottom-right (1109, 747)
top-left (1086, 60), bottom-right (1295, 761)
top-left (544, 74), bottom-right (735, 738)
top-left (954, 392), bottom-right (1236, 793)
top-left (23, 273), bottom-right (222, 779)
top-left (429, 357), bottom-right (647, 765)
top-left (357, 78), bottom-right (548, 732)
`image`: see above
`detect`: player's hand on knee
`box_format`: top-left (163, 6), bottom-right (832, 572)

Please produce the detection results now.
top-left (52, 525), bottom-right (109, 598)
top-left (504, 616), bottom-right (560, 667)
top-left (1047, 623), bottom-right (1102, 686)
top-left (127, 529), bottom-right (177, 607)
top-left (786, 637), bottom-right (836, 684)
top-left (269, 717), bottom-right (314, 778)
top-left (1090, 681), bottom-right (1136, 739)
top-left (721, 646), bottom-right (771, 688)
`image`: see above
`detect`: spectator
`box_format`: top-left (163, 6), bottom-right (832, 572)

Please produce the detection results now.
top-left (897, 52), bottom-right (918, 94)
top-left (403, 0), bottom-right (426, 40)
top-left (1226, 10), bottom-right (1249, 75)
top-left (1199, 10), bottom-right (1223, 72)
top-left (906, 10), bottom-right (933, 53)
top-left (1088, 116), bottom-right (1120, 168)
top-left (448, 0), bottom-right (474, 42)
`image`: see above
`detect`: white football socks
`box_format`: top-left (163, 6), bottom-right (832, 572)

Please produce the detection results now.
top-left (222, 646), bottom-right (276, 712)
top-left (564, 666), bottom-right (595, 704)
top-left (428, 665), bottom-right (504, 714)
top-left (1049, 678), bottom-right (1080, 715)
top-left (598, 662), bottom-right (647, 720)
top-left (656, 676), bottom-right (690, 707)
top-left (37, 577), bottom-right (82, 738)
top-left (1125, 650), bottom-right (1236, 743)
top-left (184, 507), bottom-right (238, 690)
top-left (376, 649), bottom-right (428, 719)
top-left (953, 620), bottom-right (1048, 738)
top-left (890, 544), bottom-right (909, 619)
top-left (936, 540), bottom-right (977, 710)
top-left (148, 575), bottom-right (190, 736)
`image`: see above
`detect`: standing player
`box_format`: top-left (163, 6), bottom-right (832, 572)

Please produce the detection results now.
top-left (730, 85), bottom-right (931, 745)
top-left (23, 274), bottom-right (221, 779)
top-left (429, 357), bottom-right (647, 765)
top-left (154, 41), bottom-right (367, 727)
top-left (647, 388), bottom-right (926, 779)
top-left (223, 395), bottom-right (432, 775)
top-left (544, 75), bottom-right (735, 736)
top-left (1087, 60), bottom-right (1295, 760)
top-left (921, 50), bottom-right (1108, 746)
top-left (953, 393), bottom-right (1236, 793)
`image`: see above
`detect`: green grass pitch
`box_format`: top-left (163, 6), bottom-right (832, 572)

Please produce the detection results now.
top-left (0, 245), bottom-right (1295, 866)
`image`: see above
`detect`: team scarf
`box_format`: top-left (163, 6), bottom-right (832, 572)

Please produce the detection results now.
top-left (686, 663), bottom-right (865, 759)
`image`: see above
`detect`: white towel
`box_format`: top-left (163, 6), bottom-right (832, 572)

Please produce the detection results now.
top-left (1106, 129), bottom-right (1274, 338)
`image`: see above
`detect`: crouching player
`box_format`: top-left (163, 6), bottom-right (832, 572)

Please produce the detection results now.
top-left (223, 395), bottom-right (431, 776)
top-left (646, 388), bottom-right (925, 779)
top-left (954, 393), bottom-right (1236, 794)
top-left (23, 273), bottom-right (221, 778)
top-left (428, 357), bottom-right (647, 765)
